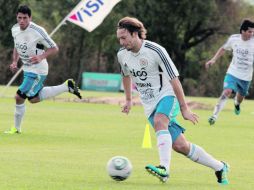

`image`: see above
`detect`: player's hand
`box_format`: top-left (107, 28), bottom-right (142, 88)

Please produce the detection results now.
top-left (181, 109), bottom-right (199, 125)
top-left (30, 55), bottom-right (44, 64)
top-left (122, 100), bottom-right (132, 114)
top-left (205, 59), bottom-right (215, 70)
top-left (205, 59), bottom-right (215, 69)
top-left (10, 62), bottom-right (18, 73)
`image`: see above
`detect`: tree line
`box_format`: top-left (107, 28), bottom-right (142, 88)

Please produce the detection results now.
top-left (0, 0), bottom-right (254, 98)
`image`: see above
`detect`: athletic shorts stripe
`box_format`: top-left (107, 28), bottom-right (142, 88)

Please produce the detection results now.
top-left (19, 72), bottom-right (47, 98)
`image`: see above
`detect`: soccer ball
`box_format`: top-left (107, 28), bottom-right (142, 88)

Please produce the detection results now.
top-left (106, 156), bottom-right (132, 181)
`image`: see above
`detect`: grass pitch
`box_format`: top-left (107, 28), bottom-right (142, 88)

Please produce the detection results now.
top-left (0, 86), bottom-right (254, 190)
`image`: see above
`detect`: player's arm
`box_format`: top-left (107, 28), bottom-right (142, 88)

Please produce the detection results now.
top-left (122, 76), bottom-right (132, 114)
top-left (205, 47), bottom-right (225, 69)
top-left (30, 46), bottom-right (59, 64)
top-left (170, 77), bottom-right (198, 125)
top-left (10, 48), bottom-right (19, 73)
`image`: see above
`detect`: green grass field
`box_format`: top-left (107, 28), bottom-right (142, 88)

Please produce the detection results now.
top-left (0, 86), bottom-right (254, 190)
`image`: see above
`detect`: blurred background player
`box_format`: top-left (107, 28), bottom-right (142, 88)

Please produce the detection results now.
top-left (206, 19), bottom-right (254, 125)
top-left (117, 16), bottom-right (229, 184)
top-left (4, 5), bottom-right (82, 134)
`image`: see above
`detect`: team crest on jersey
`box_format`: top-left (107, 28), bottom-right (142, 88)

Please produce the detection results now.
top-left (139, 58), bottom-right (148, 68)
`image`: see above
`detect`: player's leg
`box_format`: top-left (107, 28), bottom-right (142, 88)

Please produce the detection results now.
top-left (146, 96), bottom-right (175, 182)
top-left (13, 94), bottom-right (26, 133)
top-left (172, 133), bottom-right (229, 184)
top-left (234, 93), bottom-right (244, 115)
top-left (208, 89), bottom-right (232, 125)
top-left (208, 74), bottom-right (235, 125)
top-left (5, 93), bottom-right (27, 134)
top-left (233, 79), bottom-right (250, 115)
top-left (38, 79), bottom-right (82, 101)
top-left (146, 114), bottom-right (171, 182)
top-left (4, 72), bottom-right (36, 134)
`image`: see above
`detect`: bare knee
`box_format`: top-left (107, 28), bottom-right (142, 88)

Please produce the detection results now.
top-left (15, 94), bottom-right (25, 104)
top-left (28, 96), bottom-right (40, 104)
top-left (223, 89), bottom-right (232, 97)
top-left (153, 114), bottom-right (169, 131)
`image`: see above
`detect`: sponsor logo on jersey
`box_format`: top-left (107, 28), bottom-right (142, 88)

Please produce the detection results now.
top-left (140, 88), bottom-right (155, 100)
top-left (136, 82), bottom-right (151, 88)
top-left (15, 42), bottom-right (27, 54)
top-left (236, 48), bottom-right (249, 57)
top-left (130, 68), bottom-right (147, 81)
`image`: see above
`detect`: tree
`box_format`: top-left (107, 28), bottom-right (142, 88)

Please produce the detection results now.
top-left (0, 0), bottom-right (20, 84)
top-left (1, 0), bottom-right (254, 99)
top-left (0, 0), bottom-right (19, 48)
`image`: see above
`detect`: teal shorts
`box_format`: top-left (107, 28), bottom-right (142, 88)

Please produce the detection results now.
top-left (148, 96), bottom-right (185, 142)
top-left (18, 72), bottom-right (47, 99)
top-left (224, 74), bottom-right (251, 96)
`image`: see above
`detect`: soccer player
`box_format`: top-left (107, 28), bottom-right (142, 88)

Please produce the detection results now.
top-left (117, 16), bottom-right (229, 184)
top-left (206, 19), bottom-right (254, 125)
top-left (4, 5), bottom-right (82, 134)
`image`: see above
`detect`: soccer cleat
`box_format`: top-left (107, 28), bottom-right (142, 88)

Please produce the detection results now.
top-left (215, 162), bottom-right (229, 185)
top-left (145, 164), bottom-right (169, 183)
top-left (66, 79), bottom-right (82, 99)
top-left (4, 127), bottom-right (21, 134)
top-left (208, 116), bottom-right (216, 125)
top-left (234, 104), bottom-right (240, 115)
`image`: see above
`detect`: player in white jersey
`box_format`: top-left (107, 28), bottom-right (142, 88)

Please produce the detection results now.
top-left (4, 5), bottom-right (82, 134)
top-left (206, 19), bottom-right (254, 125)
top-left (117, 17), bottom-right (229, 184)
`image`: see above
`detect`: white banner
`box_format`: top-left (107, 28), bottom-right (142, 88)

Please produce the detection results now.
top-left (67, 0), bottom-right (121, 32)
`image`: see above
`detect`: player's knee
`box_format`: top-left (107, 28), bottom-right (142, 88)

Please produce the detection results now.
top-left (154, 119), bottom-right (167, 131)
top-left (28, 98), bottom-right (38, 104)
top-left (15, 94), bottom-right (25, 104)
top-left (154, 116), bottom-right (168, 131)
top-left (28, 96), bottom-right (40, 104)
top-left (223, 89), bottom-right (232, 97)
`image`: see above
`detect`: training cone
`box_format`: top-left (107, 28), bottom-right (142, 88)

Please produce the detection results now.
top-left (142, 123), bottom-right (152, 148)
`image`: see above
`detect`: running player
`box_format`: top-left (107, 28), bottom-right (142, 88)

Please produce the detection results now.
top-left (4, 5), bottom-right (82, 134)
top-left (117, 16), bottom-right (229, 184)
top-left (206, 19), bottom-right (254, 125)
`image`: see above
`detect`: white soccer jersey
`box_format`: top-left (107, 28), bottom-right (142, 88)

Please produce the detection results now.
top-left (11, 22), bottom-right (57, 75)
top-left (118, 40), bottom-right (179, 117)
top-left (223, 34), bottom-right (254, 81)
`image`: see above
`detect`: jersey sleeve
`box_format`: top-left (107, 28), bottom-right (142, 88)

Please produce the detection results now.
top-left (117, 50), bottom-right (130, 76)
top-left (222, 36), bottom-right (233, 51)
top-left (38, 27), bottom-right (57, 49)
top-left (156, 47), bottom-right (179, 80)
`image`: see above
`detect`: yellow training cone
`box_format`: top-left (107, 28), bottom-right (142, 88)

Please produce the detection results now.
top-left (142, 123), bottom-right (152, 148)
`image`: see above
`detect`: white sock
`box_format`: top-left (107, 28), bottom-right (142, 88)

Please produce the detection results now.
top-left (156, 130), bottom-right (172, 172)
top-left (213, 94), bottom-right (228, 119)
top-left (14, 103), bottom-right (25, 132)
top-left (234, 96), bottom-right (240, 106)
top-left (39, 83), bottom-right (68, 101)
top-left (187, 143), bottom-right (223, 171)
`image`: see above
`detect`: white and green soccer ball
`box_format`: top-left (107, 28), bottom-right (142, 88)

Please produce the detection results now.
top-left (106, 156), bottom-right (132, 181)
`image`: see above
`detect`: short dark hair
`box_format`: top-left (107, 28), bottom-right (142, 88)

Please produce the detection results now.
top-left (17, 5), bottom-right (31, 17)
top-left (240, 19), bottom-right (254, 33)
